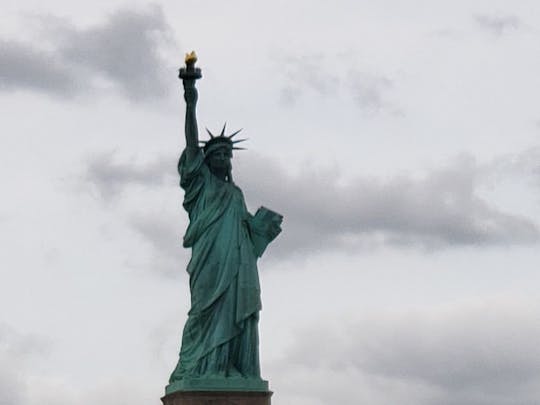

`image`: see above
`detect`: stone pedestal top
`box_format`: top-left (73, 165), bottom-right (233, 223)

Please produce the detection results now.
top-left (166, 378), bottom-right (269, 394)
top-left (161, 390), bottom-right (272, 405)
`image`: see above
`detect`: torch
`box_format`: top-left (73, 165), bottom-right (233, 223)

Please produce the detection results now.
top-left (179, 51), bottom-right (202, 81)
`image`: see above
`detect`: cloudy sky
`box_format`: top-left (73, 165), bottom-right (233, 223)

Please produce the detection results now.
top-left (2, 1), bottom-right (540, 404)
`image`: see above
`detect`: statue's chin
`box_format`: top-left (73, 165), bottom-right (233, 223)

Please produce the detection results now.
top-left (209, 167), bottom-right (228, 180)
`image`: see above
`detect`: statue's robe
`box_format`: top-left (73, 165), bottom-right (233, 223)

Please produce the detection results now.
top-left (169, 148), bottom-right (265, 381)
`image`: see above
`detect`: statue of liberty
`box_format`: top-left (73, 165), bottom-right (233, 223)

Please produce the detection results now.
top-left (166, 52), bottom-right (283, 394)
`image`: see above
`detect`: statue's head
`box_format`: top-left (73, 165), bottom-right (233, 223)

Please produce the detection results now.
top-left (206, 144), bottom-right (232, 172)
top-left (202, 124), bottom-right (245, 182)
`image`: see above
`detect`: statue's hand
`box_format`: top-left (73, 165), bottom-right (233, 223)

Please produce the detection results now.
top-left (183, 80), bottom-right (198, 105)
top-left (267, 217), bottom-right (283, 240)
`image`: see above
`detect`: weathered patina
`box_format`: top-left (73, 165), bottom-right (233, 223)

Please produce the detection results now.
top-left (167, 52), bottom-right (282, 394)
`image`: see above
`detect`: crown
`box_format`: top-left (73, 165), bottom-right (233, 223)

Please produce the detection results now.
top-left (200, 123), bottom-right (247, 156)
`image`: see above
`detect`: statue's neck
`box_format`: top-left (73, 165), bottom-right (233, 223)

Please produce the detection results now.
top-left (209, 166), bottom-right (228, 182)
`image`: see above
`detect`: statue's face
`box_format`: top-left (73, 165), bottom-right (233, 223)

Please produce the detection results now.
top-left (207, 147), bottom-right (232, 172)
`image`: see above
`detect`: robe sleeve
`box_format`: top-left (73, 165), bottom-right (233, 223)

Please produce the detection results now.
top-left (178, 148), bottom-right (209, 216)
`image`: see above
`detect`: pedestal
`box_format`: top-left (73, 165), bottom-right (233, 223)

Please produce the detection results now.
top-left (161, 390), bottom-right (272, 405)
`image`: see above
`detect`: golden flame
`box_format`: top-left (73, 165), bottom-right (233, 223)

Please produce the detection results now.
top-left (185, 51), bottom-right (197, 64)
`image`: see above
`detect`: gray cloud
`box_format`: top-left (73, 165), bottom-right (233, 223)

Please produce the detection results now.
top-left (84, 151), bottom-right (539, 264)
top-left (276, 302), bottom-right (540, 405)
top-left (236, 154), bottom-right (539, 255)
top-left (348, 71), bottom-right (396, 113)
top-left (352, 75), bottom-right (392, 110)
top-left (0, 324), bottom-right (158, 405)
top-left (129, 213), bottom-right (188, 275)
top-left (85, 152), bottom-right (187, 274)
top-left (277, 53), bottom-right (395, 113)
top-left (60, 6), bottom-right (172, 100)
top-left (474, 14), bottom-right (521, 36)
top-left (0, 6), bottom-right (174, 100)
top-left (0, 41), bottom-right (77, 95)
top-left (278, 54), bottom-right (339, 105)
top-left (86, 151), bottom-right (173, 199)
top-left (482, 146), bottom-right (540, 185)
top-left (0, 324), bottom-right (51, 405)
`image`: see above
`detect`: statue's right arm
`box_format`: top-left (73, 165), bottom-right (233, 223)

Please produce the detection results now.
top-left (183, 79), bottom-right (199, 161)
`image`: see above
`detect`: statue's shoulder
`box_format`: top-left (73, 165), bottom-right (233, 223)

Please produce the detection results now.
top-left (179, 148), bottom-right (208, 187)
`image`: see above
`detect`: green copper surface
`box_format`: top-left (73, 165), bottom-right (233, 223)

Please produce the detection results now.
top-left (168, 56), bottom-right (282, 393)
top-left (166, 377), bottom-right (269, 394)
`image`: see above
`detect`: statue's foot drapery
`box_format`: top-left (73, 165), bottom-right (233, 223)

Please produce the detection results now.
top-left (167, 314), bottom-right (268, 393)
top-left (170, 314), bottom-right (260, 380)
top-left (191, 315), bottom-right (260, 378)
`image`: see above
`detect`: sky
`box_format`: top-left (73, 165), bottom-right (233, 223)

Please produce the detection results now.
top-left (1, 1), bottom-right (540, 404)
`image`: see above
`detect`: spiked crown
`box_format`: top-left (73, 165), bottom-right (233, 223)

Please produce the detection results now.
top-left (200, 123), bottom-right (247, 157)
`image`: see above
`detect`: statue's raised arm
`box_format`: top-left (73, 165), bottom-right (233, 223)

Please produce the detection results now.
top-left (179, 51), bottom-right (202, 161)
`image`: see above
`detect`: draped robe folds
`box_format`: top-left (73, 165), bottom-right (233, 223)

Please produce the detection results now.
top-left (169, 148), bottom-right (268, 382)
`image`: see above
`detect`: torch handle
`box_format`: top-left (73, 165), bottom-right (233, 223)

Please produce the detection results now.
top-left (179, 65), bottom-right (202, 80)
